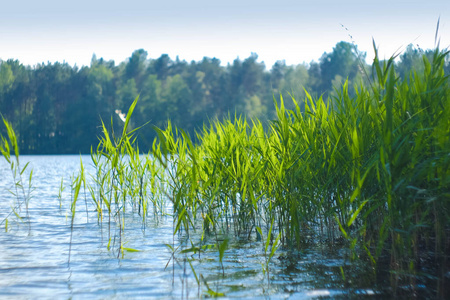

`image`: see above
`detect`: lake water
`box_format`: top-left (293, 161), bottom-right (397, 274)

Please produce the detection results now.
top-left (0, 155), bottom-right (389, 299)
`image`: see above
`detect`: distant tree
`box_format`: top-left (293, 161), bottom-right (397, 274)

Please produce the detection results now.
top-left (243, 94), bottom-right (267, 119)
top-left (241, 53), bottom-right (265, 96)
top-left (189, 57), bottom-right (227, 119)
top-left (162, 74), bottom-right (193, 127)
top-left (228, 58), bottom-right (245, 111)
top-left (395, 44), bottom-right (437, 81)
top-left (29, 62), bottom-right (80, 153)
top-left (276, 63), bottom-right (309, 110)
top-left (0, 62), bottom-right (14, 95)
top-left (170, 56), bottom-right (189, 78)
top-left (150, 54), bottom-right (172, 81)
top-left (227, 54), bottom-right (267, 118)
top-left (270, 60), bottom-right (287, 92)
top-left (318, 41), bottom-right (364, 95)
top-left (125, 49), bottom-right (148, 87)
top-left (307, 61), bottom-right (322, 97)
top-left (88, 62), bottom-right (115, 117)
top-left (139, 74), bottom-right (162, 122)
top-left (117, 78), bottom-right (139, 114)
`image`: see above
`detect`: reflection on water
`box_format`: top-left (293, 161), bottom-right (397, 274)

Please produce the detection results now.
top-left (0, 155), bottom-right (394, 298)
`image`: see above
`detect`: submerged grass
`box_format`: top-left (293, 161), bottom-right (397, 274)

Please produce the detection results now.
top-left (68, 96), bottom-right (166, 259)
top-left (66, 45), bottom-right (449, 297)
top-left (149, 46), bottom-right (450, 296)
top-left (0, 117), bottom-right (33, 232)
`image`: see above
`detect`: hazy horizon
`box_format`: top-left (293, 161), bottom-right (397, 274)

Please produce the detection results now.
top-left (1, 0), bottom-right (449, 68)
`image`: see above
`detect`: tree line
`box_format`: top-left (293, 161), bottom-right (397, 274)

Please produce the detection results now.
top-left (0, 41), bottom-right (448, 154)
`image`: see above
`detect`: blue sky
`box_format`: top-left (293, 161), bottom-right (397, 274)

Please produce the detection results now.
top-left (1, 0), bottom-right (449, 68)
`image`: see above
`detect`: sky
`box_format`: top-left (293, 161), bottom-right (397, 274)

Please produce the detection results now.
top-left (1, 0), bottom-right (449, 69)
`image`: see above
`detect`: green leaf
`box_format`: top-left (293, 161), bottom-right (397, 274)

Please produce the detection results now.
top-left (180, 246), bottom-right (201, 254)
top-left (340, 266), bottom-right (346, 281)
top-left (20, 162), bottom-right (30, 175)
top-left (256, 227), bottom-right (263, 243)
top-left (265, 221), bottom-right (274, 253)
top-left (123, 247), bottom-right (140, 252)
top-left (347, 200), bottom-right (368, 227)
top-left (364, 245), bottom-right (376, 265)
top-left (122, 95), bottom-right (140, 137)
top-left (218, 238), bottom-right (229, 264)
top-left (336, 216), bottom-right (348, 239)
top-left (201, 275), bottom-right (225, 297)
top-left (188, 258), bottom-right (199, 285)
top-left (269, 232), bottom-right (281, 261)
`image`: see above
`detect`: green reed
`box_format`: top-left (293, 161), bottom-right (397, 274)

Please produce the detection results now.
top-left (0, 117), bottom-right (33, 232)
top-left (149, 45), bottom-right (449, 295)
top-left (69, 96), bottom-right (166, 259)
top-left (67, 45), bottom-right (449, 296)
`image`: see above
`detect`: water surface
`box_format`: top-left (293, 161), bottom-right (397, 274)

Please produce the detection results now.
top-left (0, 155), bottom-right (385, 299)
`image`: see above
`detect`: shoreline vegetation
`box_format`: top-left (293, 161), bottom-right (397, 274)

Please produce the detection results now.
top-left (1, 43), bottom-right (450, 298)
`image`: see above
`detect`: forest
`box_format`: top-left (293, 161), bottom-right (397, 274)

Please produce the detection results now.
top-left (0, 41), bottom-right (449, 153)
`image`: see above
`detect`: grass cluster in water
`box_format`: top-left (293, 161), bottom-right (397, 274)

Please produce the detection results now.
top-left (148, 46), bottom-right (449, 295)
top-left (73, 45), bottom-right (449, 296)
top-left (68, 98), bottom-right (166, 260)
top-left (0, 117), bottom-right (33, 232)
top-left (2, 44), bottom-right (449, 297)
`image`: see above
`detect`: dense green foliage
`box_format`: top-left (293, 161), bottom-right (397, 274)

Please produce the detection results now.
top-left (2, 41), bottom-right (447, 154)
top-left (63, 45), bottom-right (449, 297)
top-left (150, 46), bottom-right (450, 295)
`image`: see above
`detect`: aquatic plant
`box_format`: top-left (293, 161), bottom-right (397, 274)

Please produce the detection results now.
top-left (67, 44), bottom-right (449, 297)
top-left (69, 96), bottom-right (166, 259)
top-left (0, 117), bottom-right (33, 232)
top-left (150, 45), bottom-right (449, 296)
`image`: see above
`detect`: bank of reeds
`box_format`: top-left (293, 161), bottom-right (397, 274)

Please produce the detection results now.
top-left (150, 46), bottom-right (449, 294)
top-left (71, 46), bottom-right (449, 296)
